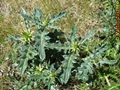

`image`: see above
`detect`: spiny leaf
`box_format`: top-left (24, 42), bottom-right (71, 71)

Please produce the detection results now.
top-left (20, 7), bottom-right (27, 17)
top-left (48, 25), bottom-right (61, 30)
top-left (46, 43), bottom-right (69, 51)
top-left (38, 37), bottom-right (45, 60)
top-left (33, 7), bottom-right (43, 19)
top-left (20, 59), bottom-right (28, 75)
top-left (93, 44), bottom-right (107, 55)
top-left (38, 31), bottom-right (49, 60)
top-left (60, 54), bottom-right (76, 84)
top-left (20, 7), bottom-right (33, 22)
top-left (81, 29), bottom-right (94, 44)
top-left (99, 59), bottom-right (116, 67)
top-left (70, 26), bottom-right (77, 42)
top-left (49, 11), bottom-right (66, 23)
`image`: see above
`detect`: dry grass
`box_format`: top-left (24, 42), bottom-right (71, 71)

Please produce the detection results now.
top-left (0, 0), bottom-right (100, 35)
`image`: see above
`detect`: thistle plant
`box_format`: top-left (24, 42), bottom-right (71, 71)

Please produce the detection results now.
top-left (7, 7), bottom-right (116, 90)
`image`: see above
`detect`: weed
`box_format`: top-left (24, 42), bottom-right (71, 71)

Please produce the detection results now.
top-left (6, 7), bottom-right (117, 90)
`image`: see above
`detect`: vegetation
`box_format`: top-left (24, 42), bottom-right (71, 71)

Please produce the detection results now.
top-left (0, 0), bottom-right (120, 90)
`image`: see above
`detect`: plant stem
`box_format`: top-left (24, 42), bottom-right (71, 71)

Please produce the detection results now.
top-left (104, 76), bottom-right (111, 86)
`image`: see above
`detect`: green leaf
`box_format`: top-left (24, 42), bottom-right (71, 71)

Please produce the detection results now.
top-left (18, 84), bottom-right (27, 90)
top-left (70, 26), bottom-right (77, 42)
top-left (38, 43), bottom-right (45, 61)
top-left (46, 43), bottom-right (69, 51)
top-left (48, 25), bottom-right (61, 30)
top-left (99, 59), bottom-right (116, 67)
top-left (50, 85), bottom-right (58, 90)
top-left (60, 54), bottom-right (76, 84)
top-left (39, 36), bottom-right (45, 60)
top-left (81, 29), bottom-right (94, 44)
top-left (78, 69), bottom-right (89, 81)
top-left (26, 46), bottom-right (37, 60)
top-left (20, 7), bottom-right (33, 22)
top-left (49, 11), bottom-right (66, 23)
top-left (33, 7), bottom-right (43, 19)
top-left (93, 44), bottom-right (107, 55)
top-left (78, 61), bottom-right (93, 81)
top-left (30, 74), bottom-right (43, 80)
top-left (20, 7), bottom-right (27, 17)
top-left (20, 59), bottom-right (28, 75)
top-left (38, 31), bottom-right (49, 60)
